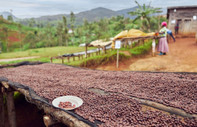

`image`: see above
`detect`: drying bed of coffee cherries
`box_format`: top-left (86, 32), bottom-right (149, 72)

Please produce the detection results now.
top-left (0, 63), bottom-right (196, 126)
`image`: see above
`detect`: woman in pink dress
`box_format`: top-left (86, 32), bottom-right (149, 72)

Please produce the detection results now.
top-left (158, 22), bottom-right (169, 55)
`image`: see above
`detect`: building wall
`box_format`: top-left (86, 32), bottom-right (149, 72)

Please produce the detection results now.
top-left (168, 8), bottom-right (197, 35)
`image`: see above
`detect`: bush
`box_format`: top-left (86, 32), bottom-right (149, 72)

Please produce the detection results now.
top-left (23, 43), bottom-right (30, 50)
top-left (36, 41), bottom-right (45, 48)
top-left (130, 41), bottom-right (152, 56)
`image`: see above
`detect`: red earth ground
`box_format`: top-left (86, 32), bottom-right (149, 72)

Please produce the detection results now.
top-left (97, 38), bottom-right (197, 72)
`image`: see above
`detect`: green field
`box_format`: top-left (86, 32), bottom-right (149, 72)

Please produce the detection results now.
top-left (0, 46), bottom-right (90, 59)
top-left (0, 46), bottom-right (94, 65)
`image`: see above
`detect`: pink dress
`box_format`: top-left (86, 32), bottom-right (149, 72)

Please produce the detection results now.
top-left (158, 27), bottom-right (169, 53)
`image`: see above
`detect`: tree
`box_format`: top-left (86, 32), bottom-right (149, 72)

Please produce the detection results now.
top-left (62, 16), bottom-right (68, 46)
top-left (76, 27), bottom-right (83, 44)
top-left (128, 0), bottom-right (162, 32)
top-left (7, 15), bottom-right (13, 22)
top-left (2, 27), bottom-right (9, 52)
top-left (56, 22), bottom-right (63, 46)
top-left (70, 12), bottom-right (75, 30)
top-left (28, 18), bottom-right (36, 27)
top-left (17, 23), bottom-right (23, 50)
top-left (70, 12), bottom-right (75, 45)
top-left (23, 32), bottom-right (37, 49)
top-left (83, 19), bottom-right (89, 30)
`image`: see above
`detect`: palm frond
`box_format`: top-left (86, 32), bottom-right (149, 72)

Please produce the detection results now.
top-left (135, 0), bottom-right (142, 9)
top-left (132, 16), bottom-right (141, 23)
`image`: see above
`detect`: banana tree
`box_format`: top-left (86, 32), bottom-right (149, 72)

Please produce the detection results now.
top-left (128, 0), bottom-right (162, 32)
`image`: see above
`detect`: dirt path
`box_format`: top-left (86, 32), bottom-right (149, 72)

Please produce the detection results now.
top-left (97, 38), bottom-right (197, 72)
top-left (0, 56), bottom-right (39, 62)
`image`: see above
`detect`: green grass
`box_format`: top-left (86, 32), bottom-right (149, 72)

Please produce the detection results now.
top-left (61, 50), bottom-right (130, 67)
top-left (129, 41), bottom-right (152, 56)
top-left (0, 57), bottom-right (50, 65)
top-left (120, 39), bottom-right (156, 56)
top-left (0, 46), bottom-right (95, 65)
top-left (0, 46), bottom-right (91, 59)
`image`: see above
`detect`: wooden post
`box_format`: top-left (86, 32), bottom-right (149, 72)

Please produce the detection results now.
top-left (67, 57), bottom-right (70, 63)
top-left (116, 49), bottom-right (119, 68)
top-left (85, 44), bottom-right (87, 58)
top-left (104, 47), bottom-right (106, 54)
top-left (73, 56), bottom-right (75, 61)
top-left (61, 57), bottom-right (64, 64)
top-left (130, 40), bottom-right (133, 49)
top-left (6, 88), bottom-right (16, 127)
top-left (78, 55), bottom-right (80, 60)
top-left (0, 82), bottom-right (5, 127)
top-left (50, 57), bottom-right (53, 63)
top-left (195, 32), bottom-right (197, 44)
top-left (152, 39), bottom-right (156, 56)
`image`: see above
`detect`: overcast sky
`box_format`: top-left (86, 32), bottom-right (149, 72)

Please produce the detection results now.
top-left (0, 0), bottom-right (197, 18)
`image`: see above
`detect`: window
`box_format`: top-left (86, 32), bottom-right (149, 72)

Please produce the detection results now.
top-left (184, 19), bottom-right (191, 22)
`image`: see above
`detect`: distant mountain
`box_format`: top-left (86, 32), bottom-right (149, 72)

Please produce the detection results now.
top-left (33, 14), bottom-right (68, 22)
top-left (76, 7), bottom-right (118, 22)
top-left (6, 6), bottom-right (167, 26)
top-left (33, 7), bottom-right (119, 25)
top-left (0, 11), bottom-right (18, 20)
top-left (116, 6), bottom-right (139, 18)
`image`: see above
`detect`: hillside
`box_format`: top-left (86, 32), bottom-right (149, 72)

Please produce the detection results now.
top-left (76, 7), bottom-right (118, 22)
top-left (0, 11), bottom-right (18, 21)
top-left (0, 17), bottom-right (35, 52)
top-left (116, 6), bottom-right (139, 18)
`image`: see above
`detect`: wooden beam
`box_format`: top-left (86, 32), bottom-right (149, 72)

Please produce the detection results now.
top-left (2, 81), bottom-right (9, 89)
top-left (6, 88), bottom-right (16, 127)
top-left (0, 82), bottom-right (5, 127)
top-left (43, 115), bottom-right (58, 127)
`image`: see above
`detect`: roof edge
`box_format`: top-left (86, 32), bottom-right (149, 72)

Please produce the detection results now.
top-left (167, 5), bottom-right (197, 10)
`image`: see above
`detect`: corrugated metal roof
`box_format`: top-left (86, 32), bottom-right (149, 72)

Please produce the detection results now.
top-left (167, 5), bottom-right (197, 10)
top-left (167, 5), bottom-right (197, 19)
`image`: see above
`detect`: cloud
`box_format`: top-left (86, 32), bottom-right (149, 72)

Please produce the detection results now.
top-left (0, 0), bottom-right (197, 18)
top-left (0, 1), bottom-right (40, 8)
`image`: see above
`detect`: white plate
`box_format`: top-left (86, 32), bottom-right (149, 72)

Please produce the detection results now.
top-left (52, 96), bottom-right (83, 110)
